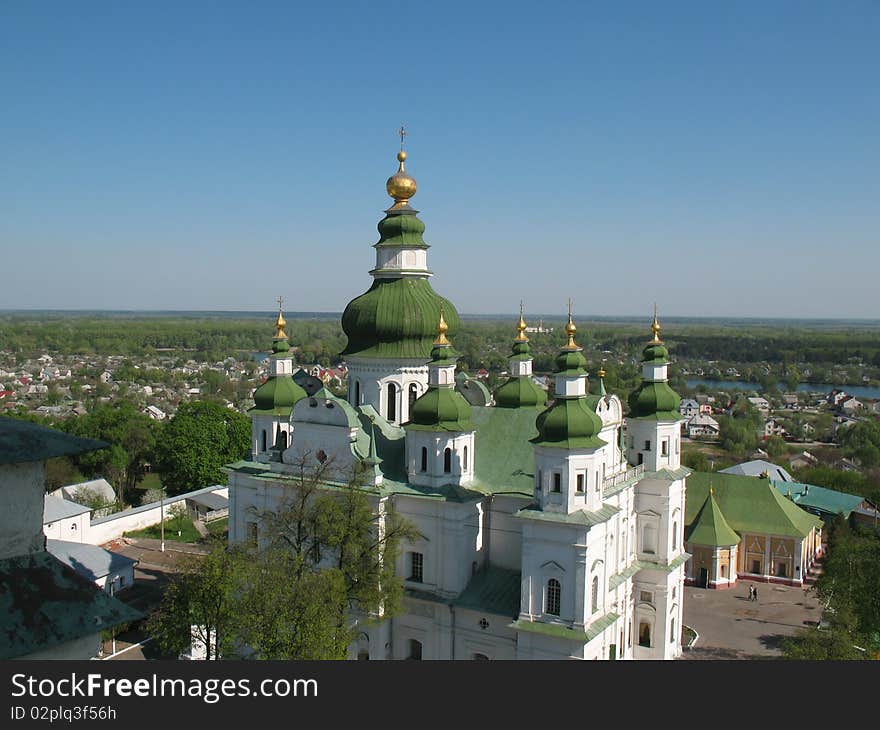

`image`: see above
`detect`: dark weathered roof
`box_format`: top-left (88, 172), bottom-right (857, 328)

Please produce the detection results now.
top-left (0, 551), bottom-right (142, 659)
top-left (0, 418), bottom-right (106, 466)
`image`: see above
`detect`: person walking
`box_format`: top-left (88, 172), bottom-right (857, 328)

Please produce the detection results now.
top-left (748, 585), bottom-right (754, 601)
top-left (753, 586), bottom-right (758, 603)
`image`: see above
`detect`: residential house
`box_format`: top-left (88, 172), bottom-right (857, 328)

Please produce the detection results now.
top-left (763, 419), bottom-right (787, 438)
top-left (680, 398), bottom-right (700, 419)
top-left (47, 539), bottom-right (138, 594)
top-left (747, 397), bottom-right (770, 415)
top-left (839, 396), bottom-right (863, 414)
top-left (685, 414), bottom-right (720, 438)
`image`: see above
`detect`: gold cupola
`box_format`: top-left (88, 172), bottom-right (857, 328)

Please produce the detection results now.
top-left (386, 148), bottom-right (417, 210)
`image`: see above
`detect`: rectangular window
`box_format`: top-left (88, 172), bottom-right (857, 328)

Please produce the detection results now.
top-left (751, 559), bottom-right (761, 574)
top-left (670, 619), bottom-right (676, 642)
top-left (644, 440), bottom-right (651, 451)
top-left (409, 552), bottom-right (423, 583)
top-left (576, 474), bottom-right (584, 492)
top-left (661, 439), bottom-right (669, 456)
top-left (639, 591), bottom-right (653, 604)
top-left (552, 473), bottom-right (561, 493)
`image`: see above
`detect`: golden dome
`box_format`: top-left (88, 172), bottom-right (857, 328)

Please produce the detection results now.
top-left (386, 150), bottom-right (417, 209)
top-left (563, 300), bottom-right (579, 349)
top-left (515, 302), bottom-right (529, 342)
top-left (274, 297), bottom-right (288, 340)
top-left (434, 307), bottom-right (450, 346)
top-left (651, 304), bottom-right (663, 343)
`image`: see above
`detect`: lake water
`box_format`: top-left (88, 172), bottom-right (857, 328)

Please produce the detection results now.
top-left (685, 379), bottom-right (880, 400)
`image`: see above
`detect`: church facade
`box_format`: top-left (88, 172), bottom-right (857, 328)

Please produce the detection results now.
top-left (227, 147), bottom-right (689, 660)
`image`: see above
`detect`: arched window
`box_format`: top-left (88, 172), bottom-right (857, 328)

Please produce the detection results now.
top-left (354, 380), bottom-right (361, 406)
top-left (261, 430), bottom-right (267, 452)
top-left (670, 618), bottom-right (676, 643)
top-left (357, 650), bottom-right (370, 660)
top-left (472, 653), bottom-right (490, 660)
top-left (279, 430), bottom-right (287, 449)
top-left (420, 446), bottom-right (428, 472)
top-left (591, 575), bottom-right (599, 613)
top-left (463, 445), bottom-right (468, 471)
top-left (546, 578), bottom-right (561, 616)
top-left (444, 448), bottom-right (452, 474)
top-left (387, 383), bottom-right (397, 423)
top-left (672, 521), bottom-right (678, 551)
top-left (408, 383), bottom-right (419, 416)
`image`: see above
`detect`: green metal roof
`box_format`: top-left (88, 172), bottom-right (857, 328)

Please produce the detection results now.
top-left (341, 277), bottom-right (460, 359)
top-left (455, 374), bottom-right (492, 406)
top-left (494, 376), bottom-right (547, 409)
top-left (771, 480), bottom-right (864, 519)
top-left (510, 611), bottom-right (619, 643)
top-left (453, 566), bottom-right (521, 618)
top-left (515, 502), bottom-right (620, 526)
top-left (532, 398), bottom-right (606, 449)
top-left (0, 551), bottom-right (142, 659)
top-left (0, 417), bottom-right (107, 466)
top-left (685, 492), bottom-right (740, 547)
top-left (407, 386), bottom-right (474, 432)
top-left (249, 374), bottom-right (307, 415)
top-left (686, 472), bottom-right (823, 538)
top-left (469, 405), bottom-right (538, 497)
top-left (374, 210), bottom-right (429, 249)
top-left (627, 380), bottom-right (681, 420)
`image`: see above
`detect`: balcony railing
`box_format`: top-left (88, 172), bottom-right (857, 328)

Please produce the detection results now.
top-left (602, 464), bottom-right (644, 496)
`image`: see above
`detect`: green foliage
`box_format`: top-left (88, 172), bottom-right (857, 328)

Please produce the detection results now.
top-left (765, 435), bottom-right (788, 458)
top-left (717, 415), bottom-right (759, 456)
top-left (839, 419), bottom-right (880, 468)
top-left (146, 543), bottom-right (241, 660)
top-left (62, 401), bottom-right (158, 504)
top-left (682, 450), bottom-right (710, 472)
top-left (154, 401), bottom-right (250, 496)
top-left (43, 457), bottom-right (85, 492)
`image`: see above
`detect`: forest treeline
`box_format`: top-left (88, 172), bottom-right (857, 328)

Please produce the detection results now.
top-left (2, 314), bottom-right (880, 373)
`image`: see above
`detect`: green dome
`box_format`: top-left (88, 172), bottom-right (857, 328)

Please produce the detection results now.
top-left (532, 398), bottom-right (605, 449)
top-left (511, 340), bottom-right (531, 358)
top-left (251, 372), bottom-right (308, 415)
top-left (642, 343), bottom-right (669, 362)
top-left (555, 348), bottom-right (587, 373)
top-left (627, 381), bottom-right (681, 420)
top-left (375, 213), bottom-right (428, 248)
top-left (341, 277), bottom-right (460, 359)
top-left (494, 376), bottom-right (547, 409)
top-left (408, 387), bottom-right (474, 432)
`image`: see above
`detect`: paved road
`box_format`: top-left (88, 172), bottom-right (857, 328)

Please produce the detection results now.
top-left (681, 581), bottom-right (821, 659)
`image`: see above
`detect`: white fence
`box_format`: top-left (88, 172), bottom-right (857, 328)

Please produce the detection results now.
top-left (87, 486), bottom-right (228, 545)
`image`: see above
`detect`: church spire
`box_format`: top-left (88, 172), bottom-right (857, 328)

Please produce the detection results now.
top-left (563, 299), bottom-right (579, 350)
top-left (515, 301), bottom-right (529, 342)
top-left (272, 296), bottom-right (290, 354)
top-left (650, 303), bottom-right (663, 344)
top-left (386, 125), bottom-right (418, 211)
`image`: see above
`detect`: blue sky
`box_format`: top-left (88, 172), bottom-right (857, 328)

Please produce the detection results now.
top-left (1, 2), bottom-right (877, 318)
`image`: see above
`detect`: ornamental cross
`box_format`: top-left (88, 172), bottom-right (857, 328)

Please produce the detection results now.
top-left (398, 123), bottom-right (407, 150)
top-left (277, 295), bottom-right (284, 311)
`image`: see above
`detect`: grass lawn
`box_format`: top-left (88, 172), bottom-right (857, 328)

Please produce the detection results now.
top-left (125, 516), bottom-right (202, 543)
top-left (139, 473), bottom-right (163, 491)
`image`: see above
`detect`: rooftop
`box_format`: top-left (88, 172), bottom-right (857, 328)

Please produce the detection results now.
top-left (47, 539), bottom-right (138, 582)
top-left (43, 494), bottom-right (91, 523)
top-left (0, 417), bottom-right (106, 466)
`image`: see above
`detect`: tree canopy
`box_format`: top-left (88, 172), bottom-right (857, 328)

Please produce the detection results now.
top-left (154, 400), bottom-right (250, 496)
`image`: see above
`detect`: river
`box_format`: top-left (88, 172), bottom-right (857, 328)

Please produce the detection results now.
top-left (684, 379), bottom-right (880, 400)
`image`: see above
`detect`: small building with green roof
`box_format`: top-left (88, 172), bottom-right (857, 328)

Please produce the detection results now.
top-left (685, 490), bottom-right (740, 588)
top-left (685, 471), bottom-right (824, 587)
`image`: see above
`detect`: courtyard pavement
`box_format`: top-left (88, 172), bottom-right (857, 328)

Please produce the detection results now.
top-left (681, 581), bottom-right (822, 659)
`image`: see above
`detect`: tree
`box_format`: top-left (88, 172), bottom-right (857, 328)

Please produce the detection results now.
top-left (155, 401), bottom-right (250, 496)
top-left (63, 402), bottom-right (158, 505)
top-left (146, 542), bottom-right (241, 660)
top-left (168, 502), bottom-right (190, 537)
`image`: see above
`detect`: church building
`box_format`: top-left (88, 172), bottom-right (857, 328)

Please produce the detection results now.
top-left (227, 145), bottom-right (689, 660)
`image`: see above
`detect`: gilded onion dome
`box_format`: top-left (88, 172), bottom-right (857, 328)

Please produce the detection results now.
top-left (627, 309), bottom-right (681, 420)
top-left (531, 310), bottom-right (604, 448)
top-left (250, 303), bottom-right (307, 415)
top-left (341, 145), bottom-right (460, 359)
top-left (494, 307), bottom-right (547, 409)
top-left (408, 319), bottom-right (473, 432)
